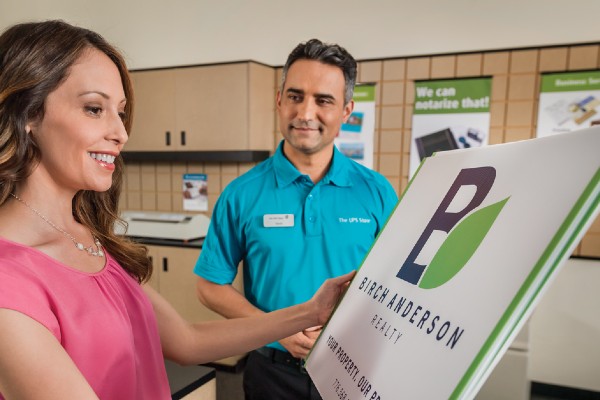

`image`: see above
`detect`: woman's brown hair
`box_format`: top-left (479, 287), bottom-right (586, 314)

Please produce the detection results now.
top-left (0, 20), bottom-right (152, 282)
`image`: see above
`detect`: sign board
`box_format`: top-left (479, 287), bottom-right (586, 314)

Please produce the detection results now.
top-left (306, 127), bottom-right (600, 399)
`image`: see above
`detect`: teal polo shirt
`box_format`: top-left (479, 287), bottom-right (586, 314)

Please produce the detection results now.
top-left (194, 141), bottom-right (398, 351)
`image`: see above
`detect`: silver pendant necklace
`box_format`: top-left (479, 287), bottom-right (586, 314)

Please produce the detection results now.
top-left (10, 193), bottom-right (105, 257)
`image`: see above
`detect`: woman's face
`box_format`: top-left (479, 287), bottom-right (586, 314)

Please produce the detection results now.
top-left (28, 47), bottom-right (128, 193)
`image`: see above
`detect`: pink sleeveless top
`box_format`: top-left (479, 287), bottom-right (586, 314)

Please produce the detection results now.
top-left (0, 237), bottom-right (171, 399)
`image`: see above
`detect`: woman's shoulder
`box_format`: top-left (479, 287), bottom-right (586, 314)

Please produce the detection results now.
top-left (0, 237), bottom-right (54, 284)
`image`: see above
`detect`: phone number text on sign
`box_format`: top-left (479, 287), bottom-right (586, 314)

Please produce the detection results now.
top-left (326, 335), bottom-right (383, 399)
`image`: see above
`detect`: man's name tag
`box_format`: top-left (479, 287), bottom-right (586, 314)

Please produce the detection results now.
top-left (263, 214), bottom-right (294, 228)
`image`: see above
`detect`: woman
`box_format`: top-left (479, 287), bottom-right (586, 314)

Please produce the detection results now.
top-left (0, 20), bottom-right (353, 399)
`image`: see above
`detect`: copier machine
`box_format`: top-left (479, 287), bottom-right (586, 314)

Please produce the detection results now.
top-left (115, 211), bottom-right (210, 242)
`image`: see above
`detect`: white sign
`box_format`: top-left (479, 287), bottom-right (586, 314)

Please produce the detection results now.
top-left (307, 127), bottom-right (600, 399)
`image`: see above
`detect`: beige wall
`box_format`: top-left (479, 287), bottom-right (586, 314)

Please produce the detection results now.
top-left (529, 258), bottom-right (600, 392)
top-left (123, 161), bottom-right (259, 216)
top-left (123, 41), bottom-right (600, 258)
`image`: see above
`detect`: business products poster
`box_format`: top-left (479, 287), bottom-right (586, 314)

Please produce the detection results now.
top-left (536, 70), bottom-right (600, 138)
top-left (182, 173), bottom-right (208, 211)
top-left (306, 127), bottom-right (600, 399)
top-left (335, 84), bottom-right (376, 169)
top-left (410, 78), bottom-right (491, 177)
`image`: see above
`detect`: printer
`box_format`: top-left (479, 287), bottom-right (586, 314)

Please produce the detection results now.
top-left (116, 211), bottom-right (210, 242)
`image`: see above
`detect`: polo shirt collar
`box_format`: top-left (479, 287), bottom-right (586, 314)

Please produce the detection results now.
top-left (273, 140), bottom-right (353, 188)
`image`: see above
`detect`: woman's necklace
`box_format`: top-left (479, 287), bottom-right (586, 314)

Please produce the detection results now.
top-left (10, 193), bottom-right (104, 257)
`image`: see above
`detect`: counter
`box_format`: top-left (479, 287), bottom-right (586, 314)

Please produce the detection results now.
top-left (129, 236), bottom-right (204, 249)
top-left (166, 360), bottom-right (216, 400)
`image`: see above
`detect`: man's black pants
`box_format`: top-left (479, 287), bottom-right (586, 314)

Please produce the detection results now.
top-left (243, 348), bottom-right (322, 400)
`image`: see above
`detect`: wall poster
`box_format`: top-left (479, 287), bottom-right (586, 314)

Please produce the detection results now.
top-left (306, 127), bottom-right (599, 400)
top-left (182, 173), bottom-right (208, 211)
top-left (335, 84), bottom-right (376, 169)
top-left (410, 78), bottom-right (491, 177)
top-left (536, 70), bottom-right (600, 138)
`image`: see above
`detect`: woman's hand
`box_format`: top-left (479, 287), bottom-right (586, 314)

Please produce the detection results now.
top-left (310, 270), bottom-right (356, 326)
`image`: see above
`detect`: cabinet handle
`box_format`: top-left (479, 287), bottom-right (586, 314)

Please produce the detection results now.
top-left (165, 131), bottom-right (171, 146)
top-left (180, 131), bottom-right (186, 146)
top-left (162, 257), bottom-right (168, 272)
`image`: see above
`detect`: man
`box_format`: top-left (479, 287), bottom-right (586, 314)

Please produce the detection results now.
top-left (194, 39), bottom-right (398, 400)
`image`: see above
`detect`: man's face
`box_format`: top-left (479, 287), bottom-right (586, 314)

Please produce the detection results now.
top-left (277, 59), bottom-right (353, 157)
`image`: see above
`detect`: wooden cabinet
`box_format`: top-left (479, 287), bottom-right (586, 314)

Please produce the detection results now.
top-left (127, 69), bottom-right (176, 151)
top-left (146, 245), bottom-right (203, 321)
top-left (146, 245), bottom-right (246, 367)
top-left (128, 62), bottom-right (275, 151)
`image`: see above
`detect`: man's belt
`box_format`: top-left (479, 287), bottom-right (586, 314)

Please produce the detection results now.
top-left (254, 346), bottom-right (307, 374)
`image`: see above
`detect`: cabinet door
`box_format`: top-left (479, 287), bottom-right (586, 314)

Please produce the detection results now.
top-left (145, 245), bottom-right (161, 292)
top-left (156, 246), bottom-right (206, 322)
top-left (128, 69), bottom-right (177, 151)
top-left (175, 64), bottom-right (249, 150)
top-left (148, 245), bottom-right (244, 322)
top-left (155, 246), bottom-right (246, 366)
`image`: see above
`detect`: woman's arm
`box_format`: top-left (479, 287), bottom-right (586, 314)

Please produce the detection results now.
top-left (147, 270), bottom-right (354, 365)
top-left (0, 309), bottom-right (99, 399)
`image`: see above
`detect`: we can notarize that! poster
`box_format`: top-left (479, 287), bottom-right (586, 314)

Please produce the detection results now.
top-left (306, 127), bottom-right (600, 400)
top-left (410, 78), bottom-right (491, 177)
top-left (536, 70), bottom-right (600, 138)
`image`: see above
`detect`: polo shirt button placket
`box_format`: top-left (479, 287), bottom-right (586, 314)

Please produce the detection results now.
top-left (305, 188), bottom-right (321, 236)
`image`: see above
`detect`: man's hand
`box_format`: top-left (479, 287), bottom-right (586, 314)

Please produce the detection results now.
top-left (278, 326), bottom-right (322, 359)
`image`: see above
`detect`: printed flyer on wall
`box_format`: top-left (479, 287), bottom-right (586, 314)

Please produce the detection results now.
top-left (335, 84), bottom-right (376, 169)
top-left (182, 173), bottom-right (208, 211)
top-left (306, 127), bottom-right (600, 400)
top-left (410, 78), bottom-right (491, 177)
top-left (536, 70), bottom-right (600, 138)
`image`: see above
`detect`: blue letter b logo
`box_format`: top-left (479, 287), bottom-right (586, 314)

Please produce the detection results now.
top-left (397, 167), bottom-right (508, 288)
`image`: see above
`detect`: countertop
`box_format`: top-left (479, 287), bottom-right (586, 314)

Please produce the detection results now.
top-left (165, 360), bottom-right (215, 399)
top-left (128, 236), bottom-right (204, 249)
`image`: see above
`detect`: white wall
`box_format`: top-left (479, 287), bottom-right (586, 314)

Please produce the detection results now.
top-left (529, 257), bottom-right (600, 392)
top-left (1, 0), bottom-right (600, 70)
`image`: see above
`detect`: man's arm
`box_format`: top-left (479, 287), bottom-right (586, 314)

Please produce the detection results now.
top-left (196, 276), bottom-right (262, 319)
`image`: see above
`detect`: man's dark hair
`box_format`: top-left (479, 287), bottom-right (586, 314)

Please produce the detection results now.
top-left (281, 39), bottom-right (357, 104)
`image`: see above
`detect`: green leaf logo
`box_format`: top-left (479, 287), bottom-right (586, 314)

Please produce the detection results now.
top-left (419, 197), bottom-right (510, 289)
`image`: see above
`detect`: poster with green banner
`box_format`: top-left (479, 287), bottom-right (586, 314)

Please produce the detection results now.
top-left (306, 127), bottom-right (599, 400)
top-left (410, 78), bottom-right (491, 177)
top-left (536, 70), bottom-right (600, 137)
top-left (335, 84), bottom-right (376, 168)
